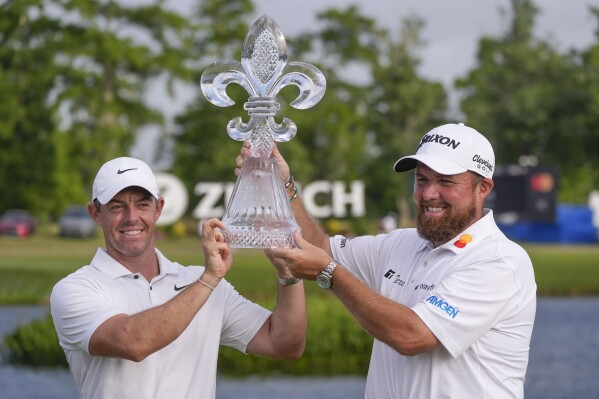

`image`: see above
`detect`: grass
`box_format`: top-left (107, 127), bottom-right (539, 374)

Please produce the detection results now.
top-left (1, 233), bottom-right (598, 304)
top-left (0, 232), bottom-right (339, 304)
top-left (522, 244), bottom-right (599, 296)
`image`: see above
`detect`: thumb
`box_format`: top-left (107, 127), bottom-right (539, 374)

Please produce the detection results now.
top-left (292, 229), bottom-right (307, 249)
top-left (271, 142), bottom-right (281, 158)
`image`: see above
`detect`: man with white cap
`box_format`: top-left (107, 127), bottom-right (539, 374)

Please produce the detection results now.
top-left (50, 157), bottom-right (306, 399)
top-left (240, 123), bottom-right (536, 398)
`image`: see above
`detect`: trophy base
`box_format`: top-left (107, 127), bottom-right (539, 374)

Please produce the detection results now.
top-left (223, 224), bottom-right (296, 248)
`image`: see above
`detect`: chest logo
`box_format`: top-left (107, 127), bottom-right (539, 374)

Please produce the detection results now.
top-left (454, 234), bottom-right (472, 248)
top-left (174, 283), bottom-right (191, 291)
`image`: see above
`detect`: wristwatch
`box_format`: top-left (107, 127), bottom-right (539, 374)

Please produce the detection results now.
top-left (278, 276), bottom-right (301, 286)
top-left (316, 260), bottom-right (338, 289)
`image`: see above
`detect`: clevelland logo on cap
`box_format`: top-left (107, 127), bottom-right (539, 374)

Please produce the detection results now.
top-left (92, 157), bottom-right (160, 204)
top-left (393, 123), bottom-right (495, 179)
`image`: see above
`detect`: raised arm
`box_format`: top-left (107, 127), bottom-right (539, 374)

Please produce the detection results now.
top-left (269, 231), bottom-right (440, 356)
top-left (245, 248), bottom-right (307, 359)
top-left (88, 218), bottom-right (231, 361)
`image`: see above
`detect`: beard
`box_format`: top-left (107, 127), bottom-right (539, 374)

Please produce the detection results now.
top-left (416, 199), bottom-right (477, 245)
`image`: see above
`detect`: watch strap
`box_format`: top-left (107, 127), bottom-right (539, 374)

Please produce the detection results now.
top-left (317, 260), bottom-right (338, 289)
top-left (278, 275), bottom-right (301, 286)
top-left (322, 260), bottom-right (338, 277)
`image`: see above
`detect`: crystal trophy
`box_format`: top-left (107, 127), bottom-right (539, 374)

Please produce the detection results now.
top-left (200, 14), bottom-right (326, 248)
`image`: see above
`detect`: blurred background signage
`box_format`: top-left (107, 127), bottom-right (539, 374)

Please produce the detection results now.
top-left (156, 174), bottom-right (365, 225)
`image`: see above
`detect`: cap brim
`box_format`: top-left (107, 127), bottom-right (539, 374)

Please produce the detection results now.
top-left (394, 154), bottom-right (467, 175)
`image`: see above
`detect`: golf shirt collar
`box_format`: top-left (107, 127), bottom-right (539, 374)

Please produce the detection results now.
top-left (90, 247), bottom-right (179, 279)
top-left (438, 208), bottom-right (495, 254)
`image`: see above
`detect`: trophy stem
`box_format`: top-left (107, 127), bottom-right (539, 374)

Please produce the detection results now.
top-left (222, 157), bottom-right (299, 248)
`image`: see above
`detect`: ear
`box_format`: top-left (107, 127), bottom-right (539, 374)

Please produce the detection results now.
top-left (87, 202), bottom-right (102, 225)
top-left (479, 178), bottom-right (494, 200)
top-left (155, 197), bottom-right (165, 221)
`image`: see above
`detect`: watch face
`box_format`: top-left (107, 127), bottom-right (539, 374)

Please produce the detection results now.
top-left (316, 274), bottom-right (331, 289)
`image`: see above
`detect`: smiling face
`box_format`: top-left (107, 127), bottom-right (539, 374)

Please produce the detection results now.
top-left (413, 163), bottom-right (493, 247)
top-left (88, 187), bottom-right (164, 268)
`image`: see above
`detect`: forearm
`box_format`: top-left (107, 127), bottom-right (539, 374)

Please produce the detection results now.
top-left (290, 196), bottom-right (332, 255)
top-left (90, 275), bottom-right (219, 361)
top-left (247, 281), bottom-right (307, 359)
top-left (331, 266), bottom-right (439, 356)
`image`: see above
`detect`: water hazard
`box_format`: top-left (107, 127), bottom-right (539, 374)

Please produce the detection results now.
top-left (1, 298), bottom-right (598, 398)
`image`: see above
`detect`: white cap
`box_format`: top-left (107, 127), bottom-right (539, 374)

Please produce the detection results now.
top-left (393, 123), bottom-right (495, 178)
top-left (92, 157), bottom-right (159, 204)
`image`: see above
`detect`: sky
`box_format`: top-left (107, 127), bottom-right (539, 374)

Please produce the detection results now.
top-left (247, 0), bottom-right (597, 86)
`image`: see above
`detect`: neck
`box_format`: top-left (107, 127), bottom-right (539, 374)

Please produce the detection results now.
top-left (107, 247), bottom-right (160, 282)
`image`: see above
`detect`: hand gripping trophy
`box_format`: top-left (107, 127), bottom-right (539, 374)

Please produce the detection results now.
top-left (200, 15), bottom-right (326, 248)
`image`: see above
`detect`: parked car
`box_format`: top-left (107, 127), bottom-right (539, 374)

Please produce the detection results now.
top-left (59, 205), bottom-right (96, 238)
top-left (0, 209), bottom-right (37, 238)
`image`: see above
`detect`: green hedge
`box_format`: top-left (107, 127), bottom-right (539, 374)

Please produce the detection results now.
top-left (218, 296), bottom-right (372, 376)
top-left (2, 314), bottom-right (67, 367)
top-left (2, 296), bottom-right (372, 375)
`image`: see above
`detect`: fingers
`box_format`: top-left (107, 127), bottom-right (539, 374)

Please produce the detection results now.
top-left (235, 141), bottom-right (253, 177)
top-left (271, 142), bottom-right (281, 158)
top-left (271, 143), bottom-right (291, 183)
top-left (201, 218), bottom-right (225, 240)
top-left (291, 229), bottom-right (304, 248)
top-left (264, 248), bottom-right (287, 271)
top-left (202, 223), bottom-right (232, 280)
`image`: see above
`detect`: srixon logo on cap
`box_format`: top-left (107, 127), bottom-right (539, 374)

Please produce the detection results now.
top-left (417, 134), bottom-right (461, 150)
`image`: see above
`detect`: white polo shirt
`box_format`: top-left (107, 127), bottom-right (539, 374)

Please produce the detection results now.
top-left (330, 209), bottom-right (536, 399)
top-left (50, 248), bottom-right (271, 399)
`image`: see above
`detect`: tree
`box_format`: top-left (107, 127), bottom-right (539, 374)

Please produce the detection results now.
top-left (578, 6), bottom-right (599, 199)
top-left (456, 0), bottom-right (591, 203)
top-left (54, 0), bottom-right (195, 192)
top-left (172, 0), bottom-right (256, 199)
top-left (0, 0), bottom-right (62, 217)
top-left (367, 16), bottom-right (447, 224)
top-left (0, 0), bottom-right (195, 218)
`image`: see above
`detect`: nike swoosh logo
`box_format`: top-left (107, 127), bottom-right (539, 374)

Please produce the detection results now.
top-left (117, 168), bottom-right (137, 174)
top-left (174, 283), bottom-right (190, 291)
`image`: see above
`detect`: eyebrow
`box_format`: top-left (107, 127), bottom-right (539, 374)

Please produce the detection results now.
top-left (108, 194), bottom-right (153, 205)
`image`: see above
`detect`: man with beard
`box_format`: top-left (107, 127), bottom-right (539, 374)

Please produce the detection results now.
top-left (239, 123), bottom-right (537, 398)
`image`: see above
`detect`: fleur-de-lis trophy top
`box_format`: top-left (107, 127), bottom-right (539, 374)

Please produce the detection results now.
top-left (200, 14), bottom-right (327, 248)
top-left (201, 14), bottom-right (326, 157)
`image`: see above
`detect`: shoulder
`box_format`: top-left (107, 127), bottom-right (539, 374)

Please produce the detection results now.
top-left (50, 265), bottom-right (109, 305)
top-left (462, 233), bottom-right (536, 296)
top-left (52, 265), bottom-right (95, 289)
top-left (478, 229), bottom-right (533, 267)
top-left (330, 228), bottom-right (422, 251)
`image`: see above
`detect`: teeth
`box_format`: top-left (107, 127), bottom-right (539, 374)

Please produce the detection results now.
top-left (123, 230), bottom-right (142, 236)
top-left (427, 207), bottom-right (443, 212)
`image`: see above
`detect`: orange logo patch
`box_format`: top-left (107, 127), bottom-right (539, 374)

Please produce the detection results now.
top-left (454, 234), bottom-right (472, 248)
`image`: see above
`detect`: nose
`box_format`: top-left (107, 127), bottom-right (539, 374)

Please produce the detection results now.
top-left (420, 183), bottom-right (440, 201)
top-left (123, 204), bottom-right (141, 223)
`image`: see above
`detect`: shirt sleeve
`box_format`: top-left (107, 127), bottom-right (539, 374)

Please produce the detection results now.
top-left (50, 272), bottom-right (125, 355)
top-left (219, 280), bottom-right (271, 353)
top-left (330, 230), bottom-right (418, 291)
top-left (412, 255), bottom-right (521, 358)
top-left (329, 234), bottom-right (384, 290)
